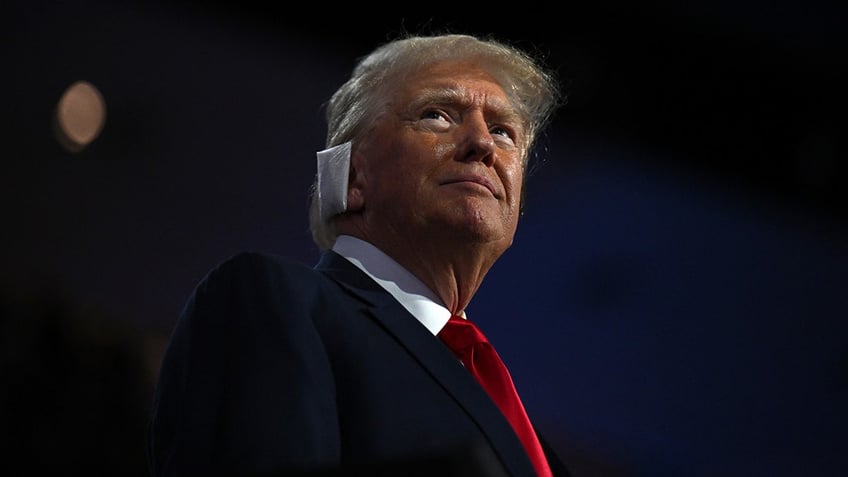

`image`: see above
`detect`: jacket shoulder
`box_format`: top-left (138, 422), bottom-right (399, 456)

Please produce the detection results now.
top-left (199, 251), bottom-right (320, 289)
top-left (213, 250), bottom-right (312, 276)
top-left (180, 251), bottom-right (327, 323)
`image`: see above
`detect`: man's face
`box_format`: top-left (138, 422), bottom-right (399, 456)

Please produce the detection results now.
top-left (348, 59), bottom-right (527, 257)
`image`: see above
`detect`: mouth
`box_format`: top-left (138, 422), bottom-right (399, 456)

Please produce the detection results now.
top-left (441, 175), bottom-right (499, 198)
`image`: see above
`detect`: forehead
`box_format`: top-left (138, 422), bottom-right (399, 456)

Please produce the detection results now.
top-left (391, 59), bottom-right (514, 109)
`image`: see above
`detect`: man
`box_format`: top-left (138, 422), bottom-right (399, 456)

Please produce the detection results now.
top-left (147, 33), bottom-right (566, 476)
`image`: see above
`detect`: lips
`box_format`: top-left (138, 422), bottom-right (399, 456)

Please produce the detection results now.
top-left (442, 174), bottom-right (500, 198)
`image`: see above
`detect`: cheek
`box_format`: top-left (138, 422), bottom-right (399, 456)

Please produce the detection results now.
top-left (502, 165), bottom-right (525, 201)
top-left (433, 142), bottom-right (456, 158)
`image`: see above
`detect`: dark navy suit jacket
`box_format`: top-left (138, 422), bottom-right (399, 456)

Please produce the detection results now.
top-left (147, 251), bottom-right (569, 476)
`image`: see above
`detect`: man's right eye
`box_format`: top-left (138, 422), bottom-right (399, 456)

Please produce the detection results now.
top-left (421, 110), bottom-right (449, 122)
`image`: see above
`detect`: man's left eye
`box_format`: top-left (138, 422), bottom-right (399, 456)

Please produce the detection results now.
top-left (490, 126), bottom-right (510, 137)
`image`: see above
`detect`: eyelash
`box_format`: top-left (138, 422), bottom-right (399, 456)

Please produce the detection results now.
top-left (422, 110), bottom-right (446, 120)
top-left (490, 126), bottom-right (510, 137)
top-left (422, 110), bottom-right (514, 139)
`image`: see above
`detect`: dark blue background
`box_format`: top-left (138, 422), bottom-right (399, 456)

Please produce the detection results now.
top-left (4, 1), bottom-right (846, 475)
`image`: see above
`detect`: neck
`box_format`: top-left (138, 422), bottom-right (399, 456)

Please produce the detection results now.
top-left (346, 230), bottom-right (504, 315)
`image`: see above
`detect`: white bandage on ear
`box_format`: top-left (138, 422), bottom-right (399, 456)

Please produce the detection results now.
top-left (316, 141), bottom-right (352, 221)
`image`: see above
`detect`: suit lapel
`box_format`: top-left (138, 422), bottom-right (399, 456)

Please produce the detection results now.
top-left (315, 251), bottom-right (537, 477)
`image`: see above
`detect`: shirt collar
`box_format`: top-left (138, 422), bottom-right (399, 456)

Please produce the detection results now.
top-left (332, 235), bottom-right (452, 335)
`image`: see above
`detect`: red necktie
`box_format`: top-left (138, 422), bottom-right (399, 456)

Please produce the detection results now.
top-left (438, 315), bottom-right (553, 477)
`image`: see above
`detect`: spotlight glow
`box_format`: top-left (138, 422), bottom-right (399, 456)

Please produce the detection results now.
top-left (54, 80), bottom-right (106, 153)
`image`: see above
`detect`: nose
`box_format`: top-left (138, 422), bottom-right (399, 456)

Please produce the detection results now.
top-left (456, 112), bottom-right (495, 167)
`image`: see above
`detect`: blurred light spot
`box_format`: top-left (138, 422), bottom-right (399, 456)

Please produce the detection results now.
top-left (54, 80), bottom-right (106, 153)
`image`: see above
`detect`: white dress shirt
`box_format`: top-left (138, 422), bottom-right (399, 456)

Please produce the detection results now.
top-left (332, 235), bottom-right (456, 335)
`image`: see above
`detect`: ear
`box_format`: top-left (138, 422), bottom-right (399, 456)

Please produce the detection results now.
top-left (346, 148), bottom-right (365, 212)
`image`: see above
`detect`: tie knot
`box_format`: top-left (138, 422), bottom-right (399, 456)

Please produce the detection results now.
top-left (438, 315), bottom-right (488, 354)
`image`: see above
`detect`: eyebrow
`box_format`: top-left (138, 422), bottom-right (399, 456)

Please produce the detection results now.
top-left (408, 86), bottom-right (523, 126)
